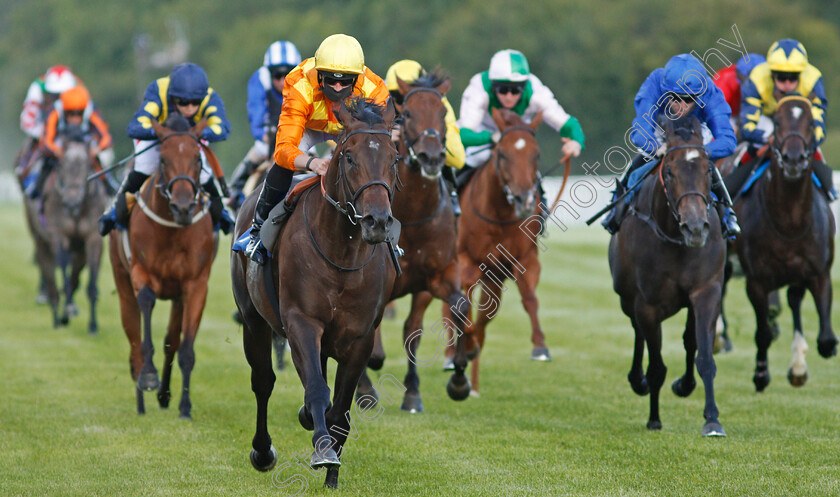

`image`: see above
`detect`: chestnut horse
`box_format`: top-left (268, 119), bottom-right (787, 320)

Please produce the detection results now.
top-left (232, 98), bottom-right (398, 489)
top-left (446, 108), bottom-right (546, 394)
top-left (38, 132), bottom-right (107, 331)
top-left (610, 115), bottom-right (726, 436)
top-left (108, 115), bottom-right (218, 419)
top-left (726, 95), bottom-right (836, 391)
top-left (356, 71), bottom-right (471, 413)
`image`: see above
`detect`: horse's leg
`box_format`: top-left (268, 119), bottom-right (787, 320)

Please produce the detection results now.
top-left (622, 296), bottom-right (649, 396)
top-left (272, 332), bottom-right (287, 371)
top-left (63, 249), bottom-right (83, 322)
top-left (355, 369), bottom-right (378, 408)
top-left (745, 279), bottom-right (772, 391)
top-left (157, 298), bottom-right (183, 409)
top-left (38, 244), bottom-right (61, 328)
top-left (807, 273), bottom-right (838, 359)
top-left (512, 257), bottom-right (549, 361)
top-left (368, 325), bottom-right (386, 370)
top-left (242, 312), bottom-right (278, 472)
top-left (85, 234), bottom-right (102, 334)
top-left (399, 291), bottom-right (433, 413)
top-left (177, 280), bottom-right (209, 420)
top-left (691, 284), bottom-right (725, 436)
top-left (113, 260), bottom-right (144, 414)
top-left (716, 258), bottom-right (734, 353)
top-left (469, 281), bottom-right (504, 395)
top-left (433, 264), bottom-right (472, 401)
top-left (135, 284), bottom-right (160, 392)
top-left (768, 290), bottom-right (783, 341)
top-left (634, 299), bottom-right (666, 430)
top-left (285, 313), bottom-right (337, 468)
top-left (56, 244), bottom-right (71, 326)
top-left (444, 258), bottom-right (481, 368)
top-left (786, 285), bottom-right (808, 386)
top-left (672, 306), bottom-right (698, 397)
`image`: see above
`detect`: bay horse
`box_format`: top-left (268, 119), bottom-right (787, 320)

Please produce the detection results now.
top-left (108, 114), bottom-right (218, 419)
top-left (610, 115), bottom-right (726, 436)
top-left (356, 71), bottom-right (471, 413)
top-left (445, 108), bottom-right (546, 394)
top-left (37, 130), bottom-right (107, 331)
top-left (231, 97), bottom-right (399, 489)
top-left (727, 95), bottom-right (836, 391)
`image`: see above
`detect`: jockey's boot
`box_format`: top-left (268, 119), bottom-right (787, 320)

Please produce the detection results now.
top-left (97, 170), bottom-right (149, 236)
top-left (228, 158), bottom-right (259, 211)
top-left (811, 158), bottom-right (838, 202)
top-left (26, 157), bottom-right (57, 199)
top-left (536, 174), bottom-right (548, 234)
top-left (454, 166), bottom-right (478, 193)
top-left (712, 166), bottom-right (740, 239)
top-left (202, 179), bottom-right (235, 234)
top-left (442, 167), bottom-right (461, 216)
top-left (601, 180), bottom-right (627, 235)
top-left (245, 167), bottom-right (292, 265)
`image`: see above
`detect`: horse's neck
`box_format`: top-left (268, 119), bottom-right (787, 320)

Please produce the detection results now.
top-left (394, 161), bottom-right (441, 216)
top-left (475, 159), bottom-right (515, 218)
top-left (145, 173), bottom-right (173, 217)
top-left (765, 160), bottom-right (814, 224)
top-left (646, 177), bottom-right (681, 236)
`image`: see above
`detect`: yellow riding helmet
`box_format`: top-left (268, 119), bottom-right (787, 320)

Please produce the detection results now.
top-left (766, 39), bottom-right (808, 73)
top-left (385, 60), bottom-right (424, 91)
top-left (314, 34), bottom-right (365, 75)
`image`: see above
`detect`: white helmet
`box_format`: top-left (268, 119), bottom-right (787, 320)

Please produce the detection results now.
top-left (263, 40), bottom-right (302, 69)
top-left (44, 65), bottom-right (77, 94)
top-left (488, 49), bottom-right (530, 83)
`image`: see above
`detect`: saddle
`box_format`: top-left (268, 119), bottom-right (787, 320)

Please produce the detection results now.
top-left (259, 174), bottom-right (321, 254)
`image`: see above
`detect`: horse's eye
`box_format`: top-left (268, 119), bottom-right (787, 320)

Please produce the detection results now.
top-left (403, 111), bottom-right (411, 120)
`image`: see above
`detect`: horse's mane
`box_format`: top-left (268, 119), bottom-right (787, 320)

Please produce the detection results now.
top-left (344, 97), bottom-right (385, 126)
top-left (411, 68), bottom-right (448, 90)
top-left (163, 113), bottom-right (191, 132)
top-left (496, 108), bottom-right (526, 129)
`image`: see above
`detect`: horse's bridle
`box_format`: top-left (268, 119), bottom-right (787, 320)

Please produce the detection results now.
top-left (493, 125), bottom-right (540, 208)
top-left (771, 97), bottom-right (816, 166)
top-left (154, 131), bottom-right (202, 210)
top-left (658, 144), bottom-right (713, 224)
top-left (323, 127), bottom-right (397, 225)
top-left (400, 87), bottom-right (446, 169)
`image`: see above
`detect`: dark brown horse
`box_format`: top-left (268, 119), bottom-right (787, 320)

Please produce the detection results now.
top-left (37, 132), bottom-right (107, 331)
top-left (727, 95), bottom-right (836, 391)
top-left (610, 115), bottom-right (725, 436)
top-left (232, 98), bottom-right (399, 488)
top-left (108, 114), bottom-right (218, 419)
top-left (356, 71), bottom-right (471, 413)
top-left (445, 108), bottom-right (546, 394)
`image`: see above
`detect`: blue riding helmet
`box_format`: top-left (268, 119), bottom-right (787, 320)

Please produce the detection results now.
top-left (735, 53), bottom-right (765, 78)
top-left (661, 54), bottom-right (707, 96)
top-left (169, 63), bottom-right (209, 100)
top-left (264, 40), bottom-right (302, 69)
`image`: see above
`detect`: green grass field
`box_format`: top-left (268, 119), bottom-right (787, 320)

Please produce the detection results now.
top-left (1, 203), bottom-right (839, 497)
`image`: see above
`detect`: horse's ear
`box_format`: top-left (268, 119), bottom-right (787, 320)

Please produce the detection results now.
top-left (337, 99), bottom-right (353, 127)
top-left (190, 117), bottom-right (209, 137)
top-left (491, 107), bottom-right (507, 131)
top-left (150, 119), bottom-right (171, 140)
top-left (434, 78), bottom-right (451, 97)
top-left (383, 97), bottom-right (397, 129)
top-left (656, 114), bottom-right (674, 139)
top-left (396, 77), bottom-right (411, 97)
top-left (529, 111), bottom-right (543, 131)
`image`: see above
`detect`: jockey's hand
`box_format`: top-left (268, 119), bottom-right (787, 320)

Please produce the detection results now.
top-left (491, 131), bottom-right (501, 144)
top-left (561, 139), bottom-right (582, 158)
top-left (307, 157), bottom-right (330, 176)
top-left (391, 125), bottom-right (402, 145)
top-left (654, 143), bottom-right (667, 158)
top-left (89, 144), bottom-right (100, 158)
top-left (54, 149), bottom-right (64, 161)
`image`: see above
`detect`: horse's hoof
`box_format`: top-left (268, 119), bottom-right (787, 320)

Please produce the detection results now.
top-left (628, 374), bottom-right (650, 396)
top-left (59, 315), bottom-right (69, 326)
top-left (646, 420), bottom-right (662, 430)
top-left (311, 448), bottom-right (340, 468)
top-left (137, 373), bottom-right (160, 392)
top-left (446, 373), bottom-right (471, 401)
top-left (530, 347), bottom-right (551, 361)
top-left (753, 369), bottom-right (770, 392)
top-left (702, 421), bottom-right (726, 437)
top-left (671, 376), bottom-right (696, 398)
top-left (441, 357), bottom-right (455, 371)
top-left (787, 368), bottom-right (808, 387)
top-left (232, 310), bottom-right (243, 324)
top-left (179, 412), bottom-right (192, 421)
top-left (88, 324), bottom-right (98, 335)
top-left (324, 467), bottom-right (339, 489)
top-left (66, 303), bottom-right (79, 317)
top-left (157, 391), bottom-right (170, 409)
top-left (298, 405), bottom-right (314, 431)
top-left (723, 337), bottom-right (733, 352)
top-left (367, 355), bottom-right (385, 371)
top-left (817, 337), bottom-right (838, 358)
top-left (250, 445), bottom-right (278, 472)
top-left (400, 393), bottom-right (424, 413)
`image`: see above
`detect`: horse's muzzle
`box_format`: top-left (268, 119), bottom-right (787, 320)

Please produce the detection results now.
top-left (418, 152), bottom-right (446, 180)
top-left (680, 219), bottom-right (710, 248)
top-left (169, 201), bottom-right (197, 226)
top-left (361, 212), bottom-right (394, 244)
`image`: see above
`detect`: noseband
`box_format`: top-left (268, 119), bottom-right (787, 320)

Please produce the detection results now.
top-left (658, 144), bottom-right (713, 224)
top-left (324, 128), bottom-right (396, 225)
top-left (401, 87), bottom-right (446, 169)
top-left (155, 131), bottom-right (202, 206)
top-left (772, 98), bottom-right (816, 167)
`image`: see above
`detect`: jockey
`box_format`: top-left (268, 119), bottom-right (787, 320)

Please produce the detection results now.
top-left (243, 33), bottom-right (390, 265)
top-left (601, 54), bottom-right (739, 237)
top-left (385, 59), bottom-right (465, 214)
top-left (17, 66), bottom-right (79, 187)
top-left (28, 86), bottom-right (114, 198)
top-left (713, 53), bottom-right (765, 132)
top-left (229, 40), bottom-right (303, 210)
top-left (728, 39), bottom-right (835, 201)
top-left (98, 62), bottom-right (233, 236)
top-left (456, 49), bottom-right (584, 220)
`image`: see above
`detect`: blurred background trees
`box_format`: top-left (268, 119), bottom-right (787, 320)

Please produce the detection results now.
top-left (1, 0), bottom-right (838, 173)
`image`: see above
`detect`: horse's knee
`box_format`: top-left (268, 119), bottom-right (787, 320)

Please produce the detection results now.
top-left (646, 364), bottom-right (667, 389)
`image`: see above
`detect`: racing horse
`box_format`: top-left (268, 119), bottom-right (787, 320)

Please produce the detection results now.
top-left (356, 70), bottom-right (471, 413)
top-left (727, 95), bottom-right (836, 391)
top-left (609, 115), bottom-right (726, 436)
top-left (108, 114), bottom-right (218, 419)
top-left (232, 97), bottom-right (399, 489)
top-left (446, 108), bottom-right (547, 394)
top-left (38, 129), bottom-right (107, 331)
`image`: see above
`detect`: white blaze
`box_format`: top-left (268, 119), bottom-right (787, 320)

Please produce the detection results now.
top-left (791, 106), bottom-right (803, 120)
top-left (514, 138), bottom-right (526, 150)
top-left (369, 140), bottom-right (379, 150)
top-left (685, 150), bottom-right (700, 161)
